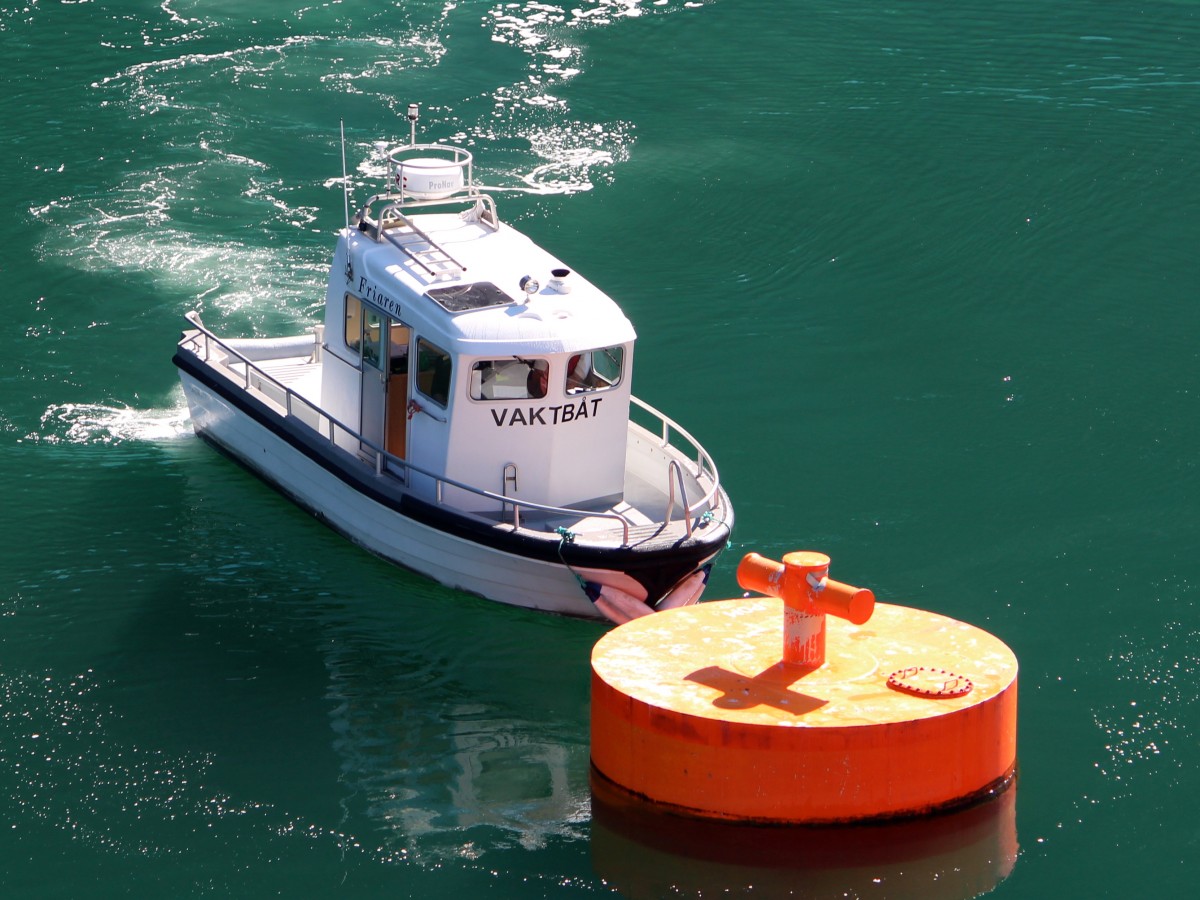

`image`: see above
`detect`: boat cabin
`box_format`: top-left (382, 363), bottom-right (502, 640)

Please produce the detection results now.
top-left (319, 159), bottom-right (637, 519)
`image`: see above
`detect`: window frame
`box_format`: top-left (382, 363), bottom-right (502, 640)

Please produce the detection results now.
top-left (468, 358), bottom-right (551, 402)
top-left (344, 293), bottom-right (364, 356)
top-left (565, 345), bottom-right (625, 395)
top-left (414, 337), bottom-right (453, 409)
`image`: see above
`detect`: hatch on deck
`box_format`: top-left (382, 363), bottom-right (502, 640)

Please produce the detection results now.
top-left (427, 282), bottom-right (514, 313)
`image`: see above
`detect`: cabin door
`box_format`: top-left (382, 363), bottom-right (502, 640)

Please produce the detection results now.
top-left (359, 308), bottom-right (413, 465)
top-left (384, 321), bottom-right (412, 460)
top-left (359, 307), bottom-right (387, 456)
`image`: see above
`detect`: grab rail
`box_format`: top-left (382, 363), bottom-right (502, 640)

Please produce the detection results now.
top-left (179, 312), bottom-right (634, 543)
top-left (629, 395), bottom-right (724, 525)
top-left (665, 459), bottom-right (694, 538)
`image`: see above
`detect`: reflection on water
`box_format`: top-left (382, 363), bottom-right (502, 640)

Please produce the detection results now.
top-left (168, 451), bottom-right (596, 861)
top-left (323, 643), bottom-right (592, 859)
top-left (591, 773), bottom-right (1018, 899)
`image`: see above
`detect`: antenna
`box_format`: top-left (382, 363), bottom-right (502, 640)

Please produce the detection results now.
top-left (340, 120), bottom-right (350, 233)
top-left (407, 103), bottom-right (419, 145)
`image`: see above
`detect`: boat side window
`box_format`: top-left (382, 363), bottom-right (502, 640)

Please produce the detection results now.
top-left (362, 308), bottom-right (384, 370)
top-left (469, 358), bottom-right (550, 401)
top-left (566, 346), bottom-right (624, 394)
top-left (415, 338), bottom-right (452, 408)
top-left (344, 293), bottom-right (363, 355)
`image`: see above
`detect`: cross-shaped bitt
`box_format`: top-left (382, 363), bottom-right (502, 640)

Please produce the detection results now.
top-left (738, 551), bottom-right (875, 668)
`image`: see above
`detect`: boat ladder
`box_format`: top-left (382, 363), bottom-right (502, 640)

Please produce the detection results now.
top-left (380, 212), bottom-right (465, 279)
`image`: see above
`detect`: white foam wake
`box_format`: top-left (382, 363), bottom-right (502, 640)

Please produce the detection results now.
top-left (33, 400), bottom-right (192, 445)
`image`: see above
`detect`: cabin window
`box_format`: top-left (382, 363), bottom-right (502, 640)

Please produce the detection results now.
top-left (469, 359), bottom-right (550, 401)
top-left (415, 338), bottom-right (452, 408)
top-left (389, 323), bottom-right (411, 374)
top-left (344, 293), bottom-right (363, 354)
top-left (362, 308), bottom-right (384, 370)
top-left (566, 346), bottom-right (624, 394)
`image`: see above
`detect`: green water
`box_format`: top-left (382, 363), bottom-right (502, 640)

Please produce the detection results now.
top-left (1, 1), bottom-right (1196, 896)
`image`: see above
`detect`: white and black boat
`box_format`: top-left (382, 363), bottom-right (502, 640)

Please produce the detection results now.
top-left (174, 108), bottom-right (733, 623)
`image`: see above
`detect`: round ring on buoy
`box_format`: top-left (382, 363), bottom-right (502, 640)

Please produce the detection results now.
top-left (887, 665), bottom-right (974, 698)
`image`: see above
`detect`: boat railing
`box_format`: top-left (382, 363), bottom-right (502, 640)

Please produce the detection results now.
top-left (377, 191), bottom-right (499, 226)
top-left (629, 395), bottom-right (724, 538)
top-left (357, 189), bottom-right (500, 238)
top-left (665, 459), bottom-right (693, 536)
top-left (179, 312), bottom-right (634, 544)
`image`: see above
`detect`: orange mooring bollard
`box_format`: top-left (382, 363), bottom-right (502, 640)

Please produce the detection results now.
top-left (590, 547), bottom-right (1019, 824)
top-left (737, 551), bottom-right (875, 667)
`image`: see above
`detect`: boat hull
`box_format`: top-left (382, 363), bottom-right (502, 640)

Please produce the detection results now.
top-left (175, 358), bottom-right (730, 620)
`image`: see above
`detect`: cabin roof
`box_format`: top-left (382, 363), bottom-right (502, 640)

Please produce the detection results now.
top-left (347, 211), bottom-right (637, 357)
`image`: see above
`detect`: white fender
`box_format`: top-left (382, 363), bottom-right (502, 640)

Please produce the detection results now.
top-left (656, 568), bottom-right (709, 611)
top-left (224, 334), bottom-right (318, 362)
top-left (585, 581), bottom-right (653, 625)
top-left (575, 569), bottom-right (648, 601)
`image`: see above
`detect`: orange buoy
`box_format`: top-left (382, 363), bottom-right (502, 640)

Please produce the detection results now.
top-left (590, 551), bottom-right (1018, 824)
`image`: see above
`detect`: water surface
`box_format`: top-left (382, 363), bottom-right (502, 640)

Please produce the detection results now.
top-left (1, 1), bottom-right (1196, 896)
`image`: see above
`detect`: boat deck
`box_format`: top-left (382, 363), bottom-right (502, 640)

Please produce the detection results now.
top-left (243, 355), bottom-right (322, 405)
top-left (498, 469), bottom-right (699, 550)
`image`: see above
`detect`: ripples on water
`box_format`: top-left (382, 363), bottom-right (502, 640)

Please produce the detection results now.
top-left (29, 0), bottom-right (695, 337)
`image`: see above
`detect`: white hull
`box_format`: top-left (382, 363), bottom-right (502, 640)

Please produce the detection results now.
top-left (181, 371), bottom-right (608, 618)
